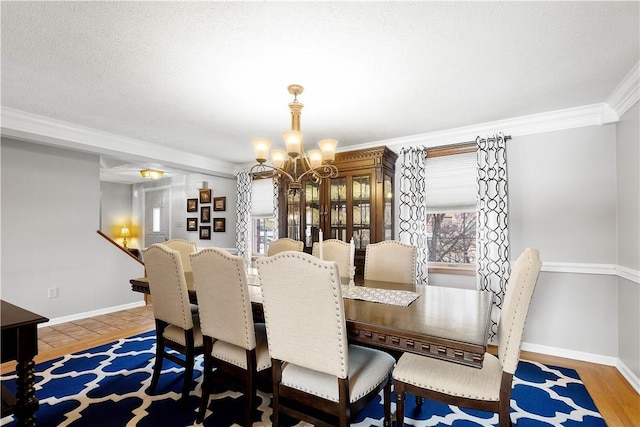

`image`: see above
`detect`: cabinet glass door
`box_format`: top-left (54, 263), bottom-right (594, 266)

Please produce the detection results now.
top-left (329, 177), bottom-right (347, 241)
top-left (352, 174), bottom-right (371, 249)
top-left (304, 181), bottom-right (320, 249)
top-left (286, 191), bottom-right (301, 241)
top-left (383, 172), bottom-right (393, 240)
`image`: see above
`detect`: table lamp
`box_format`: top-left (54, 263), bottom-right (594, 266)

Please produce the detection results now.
top-left (121, 225), bottom-right (131, 249)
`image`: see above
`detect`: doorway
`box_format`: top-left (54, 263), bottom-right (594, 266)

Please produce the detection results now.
top-left (143, 187), bottom-right (171, 246)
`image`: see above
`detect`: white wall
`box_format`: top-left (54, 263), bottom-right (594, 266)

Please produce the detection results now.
top-left (615, 101), bottom-right (640, 379)
top-left (1, 138), bottom-right (144, 319)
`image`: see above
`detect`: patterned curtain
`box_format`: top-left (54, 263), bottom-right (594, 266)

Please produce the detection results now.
top-left (398, 147), bottom-right (429, 285)
top-left (476, 132), bottom-right (510, 344)
top-left (235, 172), bottom-right (252, 265)
top-left (272, 179), bottom-right (279, 239)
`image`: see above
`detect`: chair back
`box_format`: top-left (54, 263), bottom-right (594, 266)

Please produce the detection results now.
top-left (498, 248), bottom-right (542, 374)
top-left (190, 248), bottom-right (256, 350)
top-left (142, 243), bottom-right (194, 330)
top-left (364, 241), bottom-right (416, 284)
top-left (267, 238), bottom-right (303, 256)
top-left (257, 251), bottom-right (348, 378)
top-left (164, 239), bottom-right (197, 272)
top-left (312, 239), bottom-right (350, 279)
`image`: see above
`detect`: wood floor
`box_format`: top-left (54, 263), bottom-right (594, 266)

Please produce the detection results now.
top-left (1, 305), bottom-right (638, 426)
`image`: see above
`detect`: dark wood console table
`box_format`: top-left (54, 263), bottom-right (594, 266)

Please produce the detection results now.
top-left (1, 300), bottom-right (48, 427)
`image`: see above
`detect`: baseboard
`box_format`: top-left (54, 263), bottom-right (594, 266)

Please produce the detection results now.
top-left (521, 341), bottom-right (618, 366)
top-left (522, 341), bottom-right (640, 395)
top-left (616, 359), bottom-right (640, 395)
top-left (40, 300), bottom-right (147, 327)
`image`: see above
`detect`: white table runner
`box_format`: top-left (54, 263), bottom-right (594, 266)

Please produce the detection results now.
top-left (341, 285), bottom-right (419, 306)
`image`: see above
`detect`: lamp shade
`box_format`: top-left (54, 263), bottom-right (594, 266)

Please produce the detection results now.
top-left (140, 169), bottom-right (164, 179)
top-left (120, 225), bottom-right (131, 237)
top-left (318, 139), bottom-right (338, 163)
top-left (272, 150), bottom-right (287, 169)
top-left (307, 150), bottom-right (323, 168)
top-left (282, 131), bottom-right (303, 157)
top-left (252, 138), bottom-right (272, 163)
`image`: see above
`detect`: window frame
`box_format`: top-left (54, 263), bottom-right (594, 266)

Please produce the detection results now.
top-left (426, 142), bottom-right (477, 276)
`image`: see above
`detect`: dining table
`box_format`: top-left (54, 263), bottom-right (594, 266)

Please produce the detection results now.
top-left (130, 269), bottom-right (493, 368)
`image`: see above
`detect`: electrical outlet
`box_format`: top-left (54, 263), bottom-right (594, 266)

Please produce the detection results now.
top-left (47, 287), bottom-right (58, 299)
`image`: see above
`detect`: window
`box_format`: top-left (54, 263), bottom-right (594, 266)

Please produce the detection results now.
top-left (252, 218), bottom-right (275, 256)
top-left (425, 144), bottom-right (476, 275)
top-left (427, 212), bottom-right (476, 274)
top-left (251, 178), bottom-right (275, 257)
top-left (152, 207), bottom-right (161, 232)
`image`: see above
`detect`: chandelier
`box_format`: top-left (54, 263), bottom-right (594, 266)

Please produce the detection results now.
top-left (250, 84), bottom-right (339, 192)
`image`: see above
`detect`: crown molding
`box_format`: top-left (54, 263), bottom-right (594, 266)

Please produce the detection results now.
top-left (342, 102), bottom-right (620, 154)
top-left (607, 61), bottom-right (640, 118)
top-left (1, 107), bottom-right (236, 177)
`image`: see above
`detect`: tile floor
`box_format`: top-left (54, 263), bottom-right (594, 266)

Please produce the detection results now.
top-left (37, 305), bottom-right (155, 351)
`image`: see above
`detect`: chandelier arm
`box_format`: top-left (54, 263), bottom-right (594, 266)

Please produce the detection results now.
top-left (297, 164), bottom-right (339, 181)
top-left (249, 163), bottom-right (297, 183)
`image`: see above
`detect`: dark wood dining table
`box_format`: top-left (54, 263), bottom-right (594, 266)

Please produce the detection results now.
top-left (130, 270), bottom-right (493, 368)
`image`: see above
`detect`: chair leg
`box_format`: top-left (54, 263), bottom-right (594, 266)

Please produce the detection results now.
top-left (395, 382), bottom-right (405, 427)
top-left (498, 395), bottom-right (512, 427)
top-left (181, 353), bottom-right (194, 407)
top-left (271, 361), bottom-right (281, 427)
top-left (245, 376), bottom-right (254, 427)
top-left (150, 331), bottom-right (164, 393)
top-left (383, 378), bottom-right (391, 427)
top-left (197, 344), bottom-right (213, 423)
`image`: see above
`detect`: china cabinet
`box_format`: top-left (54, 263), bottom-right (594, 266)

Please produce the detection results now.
top-left (278, 146), bottom-right (397, 276)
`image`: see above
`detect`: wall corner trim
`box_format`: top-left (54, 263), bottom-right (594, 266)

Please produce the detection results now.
top-left (616, 359), bottom-right (640, 395)
top-left (607, 61), bottom-right (640, 118)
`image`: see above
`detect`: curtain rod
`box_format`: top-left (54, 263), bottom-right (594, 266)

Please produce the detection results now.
top-left (425, 135), bottom-right (512, 158)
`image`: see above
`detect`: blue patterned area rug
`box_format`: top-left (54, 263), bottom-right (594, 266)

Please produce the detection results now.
top-left (1, 331), bottom-right (606, 426)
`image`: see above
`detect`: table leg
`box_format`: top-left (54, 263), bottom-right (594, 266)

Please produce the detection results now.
top-left (14, 358), bottom-right (38, 427)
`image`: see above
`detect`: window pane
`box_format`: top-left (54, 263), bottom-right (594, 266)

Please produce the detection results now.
top-left (252, 218), bottom-right (274, 256)
top-left (426, 212), bottom-right (476, 263)
top-left (152, 208), bottom-right (161, 232)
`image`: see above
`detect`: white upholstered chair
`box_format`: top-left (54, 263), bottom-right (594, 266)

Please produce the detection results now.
top-left (393, 248), bottom-right (542, 427)
top-left (267, 237), bottom-right (303, 256)
top-left (163, 238), bottom-right (197, 272)
top-left (141, 243), bottom-right (204, 406)
top-left (256, 251), bottom-right (395, 427)
top-left (364, 240), bottom-right (417, 284)
top-left (190, 248), bottom-right (271, 426)
top-left (312, 238), bottom-right (351, 279)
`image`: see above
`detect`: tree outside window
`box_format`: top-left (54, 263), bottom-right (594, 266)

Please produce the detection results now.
top-left (426, 212), bottom-right (476, 264)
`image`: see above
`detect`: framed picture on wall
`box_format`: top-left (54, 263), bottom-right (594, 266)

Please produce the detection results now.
top-left (199, 189), bottom-right (211, 204)
top-left (186, 218), bottom-right (198, 231)
top-left (213, 196), bottom-right (226, 211)
top-left (199, 226), bottom-right (211, 240)
top-left (213, 218), bottom-right (226, 232)
top-left (187, 198), bottom-right (198, 212)
top-left (201, 206), bottom-right (211, 223)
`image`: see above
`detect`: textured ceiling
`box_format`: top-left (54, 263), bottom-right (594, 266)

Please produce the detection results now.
top-left (1, 1), bottom-right (638, 183)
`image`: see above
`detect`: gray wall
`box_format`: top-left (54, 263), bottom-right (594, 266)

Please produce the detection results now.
top-left (1, 138), bottom-right (144, 319)
top-left (616, 101), bottom-right (640, 379)
top-left (100, 181), bottom-right (134, 246)
top-left (509, 125), bottom-right (620, 357)
top-left (424, 125), bottom-right (624, 359)
top-left (131, 173), bottom-right (237, 250)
